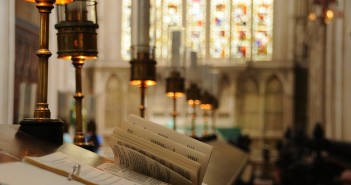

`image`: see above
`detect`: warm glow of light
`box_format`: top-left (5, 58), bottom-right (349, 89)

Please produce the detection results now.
top-left (25, 0), bottom-right (74, 4)
top-left (188, 99), bottom-right (201, 105)
top-left (130, 80), bottom-right (156, 87)
top-left (167, 92), bottom-right (184, 97)
top-left (324, 9), bottom-right (334, 24)
top-left (58, 55), bottom-right (97, 60)
top-left (308, 12), bottom-right (317, 21)
top-left (55, 0), bottom-right (74, 4)
top-left (326, 10), bottom-right (334, 19)
top-left (200, 104), bottom-right (212, 110)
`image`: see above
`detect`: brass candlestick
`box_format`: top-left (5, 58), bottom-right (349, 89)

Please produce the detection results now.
top-left (201, 93), bottom-right (219, 142)
top-left (130, 46), bottom-right (157, 118)
top-left (166, 71), bottom-right (185, 130)
top-left (211, 96), bottom-right (219, 134)
top-left (20, 0), bottom-right (74, 144)
top-left (186, 83), bottom-right (201, 138)
top-left (190, 102), bottom-right (197, 137)
top-left (200, 91), bottom-right (213, 136)
top-left (55, 0), bottom-right (98, 151)
top-left (71, 57), bottom-right (88, 146)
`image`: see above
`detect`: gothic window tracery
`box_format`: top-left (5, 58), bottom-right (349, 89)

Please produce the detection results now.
top-left (105, 75), bottom-right (123, 129)
top-left (121, 0), bottom-right (273, 62)
top-left (264, 76), bottom-right (283, 131)
top-left (237, 77), bottom-right (259, 130)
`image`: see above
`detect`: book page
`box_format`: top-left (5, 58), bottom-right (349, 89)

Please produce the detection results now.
top-left (110, 133), bottom-right (199, 184)
top-left (113, 128), bottom-right (201, 176)
top-left (128, 114), bottom-right (213, 183)
top-left (24, 152), bottom-right (140, 185)
top-left (0, 161), bottom-right (84, 185)
top-left (111, 143), bottom-right (193, 185)
top-left (121, 120), bottom-right (207, 165)
top-left (97, 163), bottom-right (169, 185)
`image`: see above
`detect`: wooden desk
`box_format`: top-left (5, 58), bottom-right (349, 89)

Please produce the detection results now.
top-left (0, 125), bottom-right (248, 185)
top-left (204, 140), bottom-right (248, 185)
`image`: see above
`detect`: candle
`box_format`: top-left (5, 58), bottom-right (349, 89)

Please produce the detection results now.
top-left (131, 0), bottom-right (150, 46)
top-left (171, 31), bottom-right (181, 67)
top-left (202, 65), bottom-right (210, 91)
top-left (190, 51), bottom-right (197, 69)
top-left (188, 51), bottom-right (199, 83)
top-left (66, 0), bottom-right (87, 21)
top-left (211, 71), bottom-right (219, 96)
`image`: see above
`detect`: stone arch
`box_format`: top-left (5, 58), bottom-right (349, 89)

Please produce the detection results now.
top-left (264, 75), bottom-right (284, 132)
top-left (236, 75), bottom-right (259, 131)
top-left (104, 74), bottom-right (123, 129)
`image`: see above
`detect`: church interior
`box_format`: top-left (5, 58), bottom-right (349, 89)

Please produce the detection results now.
top-left (0, 0), bottom-right (351, 184)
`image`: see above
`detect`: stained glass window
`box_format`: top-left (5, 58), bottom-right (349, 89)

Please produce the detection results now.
top-left (152, 0), bottom-right (183, 58)
top-left (210, 0), bottom-right (230, 58)
top-left (252, 0), bottom-right (273, 61)
top-left (231, 0), bottom-right (252, 61)
top-left (121, 0), bottom-right (274, 62)
top-left (121, 0), bottom-right (131, 60)
top-left (186, 0), bottom-right (206, 57)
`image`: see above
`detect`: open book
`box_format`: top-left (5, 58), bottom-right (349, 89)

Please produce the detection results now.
top-left (0, 151), bottom-right (168, 185)
top-left (0, 115), bottom-right (212, 185)
top-left (109, 114), bottom-right (213, 185)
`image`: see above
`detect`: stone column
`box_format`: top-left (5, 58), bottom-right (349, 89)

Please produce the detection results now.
top-left (341, 0), bottom-right (351, 141)
top-left (0, 1), bottom-right (15, 124)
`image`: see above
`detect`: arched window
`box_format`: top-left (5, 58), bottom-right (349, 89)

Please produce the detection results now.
top-left (264, 76), bottom-right (283, 132)
top-left (152, 0), bottom-right (184, 58)
top-left (237, 77), bottom-right (259, 130)
top-left (121, 0), bottom-right (273, 62)
top-left (105, 75), bottom-right (123, 129)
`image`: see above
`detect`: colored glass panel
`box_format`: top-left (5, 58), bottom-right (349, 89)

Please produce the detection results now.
top-left (252, 0), bottom-right (273, 61)
top-left (186, 0), bottom-right (206, 57)
top-left (210, 0), bottom-right (230, 58)
top-left (121, 0), bottom-right (132, 60)
top-left (231, 0), bottom-right (251, 61)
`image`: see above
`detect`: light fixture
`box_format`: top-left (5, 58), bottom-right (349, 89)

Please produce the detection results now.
top-left (186, 83), bottom-right (201, 138)
top-left (308, 0), bottom-right (340, 24)
top-left (202, 94), bottom-right (219, 141)
top-left (55, 0), bottom-right (98, 150)
top-left (19, 0), bottom-right (74, 144)
top-left (129, 46), bottom-right (157, 118)
top-left (200, 91), bottom-right (212, 136)
top-left (25, 0), bottom-right (74, 4)
top-left (166, 70), bottom-right (185, 131)
top-left (165, 29), bottom-right (185, 131)
top-left (130, 0), bottom-right (156, 118)
top-left (210, 96), bottom-right (219, 134)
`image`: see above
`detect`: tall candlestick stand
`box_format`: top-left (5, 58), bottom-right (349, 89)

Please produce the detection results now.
top-left (200, 91), bottom-right (212, 137)
top-left (20, 0), bottom-right (74, 144)
top-left (172, 96), bottom-right (177, 130)
top-left (211, 96), bottom-right (219, 134)
top-left (166, 70), bottom-right (184, 131)
top-left (72, 58), bottom-right (85, 145)
top-left (71, 57), bottom-right (94, 150)
top-left (139, 81), bottom-right (147, 118)
top-left (130, 0), bottom-right (156, 118)
top-left (130, 46), bottom-right (157, 118)
top-left (186, 83), bottom-right (201, 138)
top-left (200, 93), bottom-right (218, 142)
top-left (203, 110), bottom-right (209, 136)
top-left (55, 0), bottom-right (98, 151)
top-left (191, 102), bottom-right (197, 137)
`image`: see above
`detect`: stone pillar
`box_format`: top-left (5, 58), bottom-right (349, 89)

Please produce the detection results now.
top-left (0, 1), bottom-right (15, 124)
top-left (341, 0), bottom-right (351, 141)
